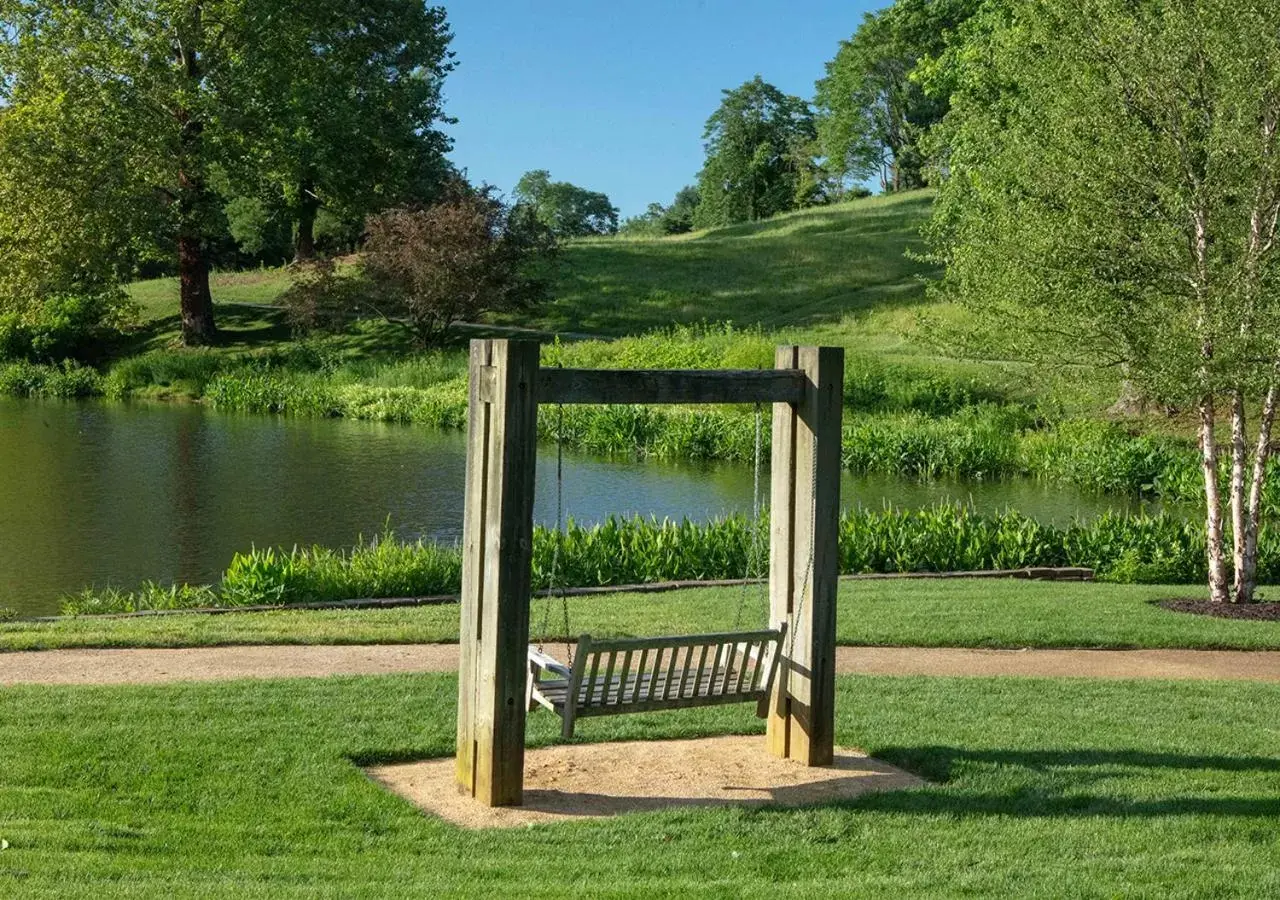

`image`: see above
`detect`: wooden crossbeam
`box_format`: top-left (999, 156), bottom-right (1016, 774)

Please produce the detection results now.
top-left (476, 366), bottom-right (808, 406)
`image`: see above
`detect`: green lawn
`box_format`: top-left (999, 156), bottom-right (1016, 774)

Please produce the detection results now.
top-left (7, 579), bottom-right (1280, 652)
top-left (0, 673), bottom-right (1276, 896)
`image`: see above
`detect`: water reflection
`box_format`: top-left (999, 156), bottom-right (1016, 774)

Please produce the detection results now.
top-left (0, 398), bottom-right (1181, 616)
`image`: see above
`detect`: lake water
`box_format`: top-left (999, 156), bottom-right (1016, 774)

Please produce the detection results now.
top-left (0, 398), bottom-right (1172, 616)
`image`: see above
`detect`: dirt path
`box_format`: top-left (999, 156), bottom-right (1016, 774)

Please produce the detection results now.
top-left (3, 644), bottom-right (1280, 686)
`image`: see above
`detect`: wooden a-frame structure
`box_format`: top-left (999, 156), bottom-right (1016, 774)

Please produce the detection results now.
top-left (455, 339), bottom-right (844, 807)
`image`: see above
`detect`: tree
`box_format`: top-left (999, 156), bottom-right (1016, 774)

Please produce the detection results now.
top-left (929, 0), bottom-right (1280, 602)
top-left (513, 170), bottom-right (619, 237)
top-left (228, 0), bottom-right (455, 262)
top-left (694, 77), bottom-right (817, 229)
top-left (815, 0), bottom-right (982, 193)
top-left (355, 186), bottom-right (558, 346)
top-left (0, 74), bottom-right (144, 357)
top-left (0, 0), bottom-right (240, 343)
top-left (0, 0), bottom-right (456, 345)
top-left (618, 185), bottom-right (701, 237)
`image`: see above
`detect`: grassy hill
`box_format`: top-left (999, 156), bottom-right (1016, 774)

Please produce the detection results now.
top-left (126, 190), bottom-right (944, 359)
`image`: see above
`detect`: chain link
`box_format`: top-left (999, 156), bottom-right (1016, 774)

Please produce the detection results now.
top-left (733, 404), bottom-right (766, 631)
top-left (537, 399), bottom-right (573, 665)
top-left (786, 438), bottom-right (819, 661)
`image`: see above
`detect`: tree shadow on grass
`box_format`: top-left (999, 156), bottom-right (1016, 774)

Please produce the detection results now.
top-left (117, 303), bottom-right (294, 356)
top-left (836, 745), bottom-right (1280, 820)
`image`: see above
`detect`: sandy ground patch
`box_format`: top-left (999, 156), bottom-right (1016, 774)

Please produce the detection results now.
top-left (366, 734), bottom-right (925, 829)
top-left (4, 644), bottom-right (1280, 685)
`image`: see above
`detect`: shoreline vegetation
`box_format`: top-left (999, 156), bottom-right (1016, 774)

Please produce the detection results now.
top-left (58, 506), bottom-right (1258, 615)
top-left (0, 194), bottom-right (1231, 507)
top-left (0, 324), bottom-right (1230, 505)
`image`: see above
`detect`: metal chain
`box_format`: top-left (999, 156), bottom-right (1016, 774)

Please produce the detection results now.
top-left (536, 401), bottom-right (571, 665)
top-left (556, 403), bottom-right (573, 665)
top-left (733, 404), bottom-right (765, 631)
top-left (786, 441), bottom-right (819, 660)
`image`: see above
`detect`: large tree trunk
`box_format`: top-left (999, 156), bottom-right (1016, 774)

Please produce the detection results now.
top-left (178, 230), bottom-right (215, 345)
top-left (1239, 384), bottom-right (1278, 604)
top-left (1199, 395), bottom-right (1230, 602)
top-left (294, 181), bottom-right (319, 263)
top-left (175, 6), bottom-right (215, 346)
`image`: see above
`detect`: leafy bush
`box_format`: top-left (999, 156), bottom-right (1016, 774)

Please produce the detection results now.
top-left (0, 291), bottom-right (132, 363)
top-left (104, 350), bottom-right (230, 399)
top-left (0, 360), bottom-right (104, 399)
top-left (359, 186), bottom-right (559, 346)
top-left (63, 582), bottom-right (217, 615)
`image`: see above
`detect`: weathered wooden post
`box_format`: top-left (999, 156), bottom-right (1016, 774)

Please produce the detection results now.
top-left (455, 339), bottom-right (540, 806)
top-left (767, 345), bottom-right (843, 765)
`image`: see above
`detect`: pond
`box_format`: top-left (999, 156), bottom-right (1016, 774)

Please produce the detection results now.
top-left (0, 398), bottom-right (1174, 616)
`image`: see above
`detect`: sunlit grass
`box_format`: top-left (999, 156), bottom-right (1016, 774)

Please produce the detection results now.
top-left (11, 579), bottom-right (1280, 651)
top-left (0, 673), bottom-right (1276, 896)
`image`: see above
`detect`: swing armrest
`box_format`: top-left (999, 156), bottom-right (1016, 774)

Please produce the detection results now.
top-left (527, 647), bottom-right (573, 681)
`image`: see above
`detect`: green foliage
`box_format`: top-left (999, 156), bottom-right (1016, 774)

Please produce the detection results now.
top-left (514, 169), bottom-right (619, 237)
top-left (62, 582), bottom-right (218, 616)
top-left (619, 186), bottom-right (702, 237)
top-left (0, 0), bottom-right (456, 343)
top-left (694, 76), bottom-right (819, 228)
top-left (929, 0), bottom-right (1280, 406)
top-left (103, 350), bottom-right (231, 400)
top-left (842, 406), bottom-right (1030, 479)
top-left (230, 0), bottom-right (456, 258)
top-left (0, 292), bottom-right (133, 363)
top-left (60, 505), bottom-right (1278, 614)
top-left (0, 360), bottom-right (104, 399)
top-left (222, 196), bottom-right (289, 261)
top-left (815, 0), bottom-right (980, 192)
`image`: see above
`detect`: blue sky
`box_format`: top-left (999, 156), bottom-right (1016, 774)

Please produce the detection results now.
top-left (439, 1), bottom-right (887, 219)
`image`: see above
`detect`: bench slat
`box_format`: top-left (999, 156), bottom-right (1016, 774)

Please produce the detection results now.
top-left (528, 629), bottom-right (785, 735)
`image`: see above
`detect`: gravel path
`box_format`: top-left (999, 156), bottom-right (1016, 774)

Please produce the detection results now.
top-left (3, 644), bottom-right (1280, 686)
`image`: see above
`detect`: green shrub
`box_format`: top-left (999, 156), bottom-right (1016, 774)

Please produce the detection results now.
top-left (0, 360), bottom-right (104, 399)
top-left (62, 582), bottom-right (217, 615)
top-left (105, 350), bottom-right (230, 399)
top-left (0, 291), bottom-right (131, 363)
top-left (218, 532), bottom-right (463, 606)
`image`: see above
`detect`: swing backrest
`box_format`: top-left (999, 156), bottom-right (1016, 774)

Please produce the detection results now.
top-left (568, 628), bottom-right (785, 716)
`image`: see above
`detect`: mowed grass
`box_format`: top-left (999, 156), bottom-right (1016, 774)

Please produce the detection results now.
top-left (0, 673), bottom-right (1277, 897)
top-left (124, 192), bottom-right (947, 357)
top-left (528, 192), bottom-right (939, 345)
top-left (128, 269), bottom-right (292, 321)
top-left (7, 580), bottom-right (1280, 651)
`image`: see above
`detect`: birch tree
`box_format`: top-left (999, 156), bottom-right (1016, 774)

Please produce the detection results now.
top-left (929, 0), bottom-right (1280, 602)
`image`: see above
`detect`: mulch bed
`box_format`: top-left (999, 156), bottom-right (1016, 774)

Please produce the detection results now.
top-left (1158, 599), bottom-right (1280, 621)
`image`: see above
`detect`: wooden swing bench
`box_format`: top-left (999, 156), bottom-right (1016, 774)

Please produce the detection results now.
top-left (527, 628), bottom-right (786, 738)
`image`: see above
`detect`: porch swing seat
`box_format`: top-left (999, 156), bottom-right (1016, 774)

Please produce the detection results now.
top-left (527, 627), bottom-right (786, 739)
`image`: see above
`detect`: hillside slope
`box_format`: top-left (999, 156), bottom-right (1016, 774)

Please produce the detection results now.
top-left (128, 191), bottom-right (940, 353)
top-left (525, 191), bottom-right (938, 338)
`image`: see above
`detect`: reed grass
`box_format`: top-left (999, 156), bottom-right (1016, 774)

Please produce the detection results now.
top-left (60, 506), bottom-right (1259, 615)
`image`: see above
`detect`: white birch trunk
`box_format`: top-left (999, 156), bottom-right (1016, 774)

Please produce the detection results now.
top-left (1239, 384), bottom-right (1278, 604)
top-left (1229, 390), bottom-right (1248, 601)
top-left (1199, 395), bottom-right (1230, 602)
